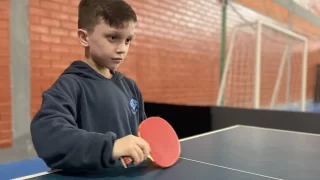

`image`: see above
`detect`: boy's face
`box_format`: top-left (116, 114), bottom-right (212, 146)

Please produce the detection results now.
top-left (79, 19), bottom-right (136, 71)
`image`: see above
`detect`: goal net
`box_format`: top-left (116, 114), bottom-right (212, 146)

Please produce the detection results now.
top-left (217, 20), bottom-right (309, 111)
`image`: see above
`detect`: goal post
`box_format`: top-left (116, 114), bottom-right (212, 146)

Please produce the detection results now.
top-left (217, 20), bottom-right (309, 111)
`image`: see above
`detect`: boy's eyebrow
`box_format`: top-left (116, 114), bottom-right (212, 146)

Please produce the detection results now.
top-left (104, 31), bottom-right (134, 38)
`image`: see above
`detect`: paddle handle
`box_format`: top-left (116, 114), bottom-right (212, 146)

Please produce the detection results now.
top-left (120, 155), bottom-right (153, 168)
top-left (121, 156), bottom-right (132, 164)
top-left (120, 156), bottom-right (131, 168)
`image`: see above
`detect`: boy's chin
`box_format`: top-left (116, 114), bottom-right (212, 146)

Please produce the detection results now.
top-left (106, 64), bottom-right (121, 71)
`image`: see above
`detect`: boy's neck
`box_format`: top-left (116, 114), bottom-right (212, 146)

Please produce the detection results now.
top-left (82, 58), bottom-right (113, 79)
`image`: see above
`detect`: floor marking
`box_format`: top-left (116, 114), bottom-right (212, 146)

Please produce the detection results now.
top-left (239, 125), bottom-right (320, 137)
top-left (180, 157), bottom-right (284, 180)
top-left (12, 169), bottom-right (61, 180)
top-left (179, 125), bottom-right (239, 142)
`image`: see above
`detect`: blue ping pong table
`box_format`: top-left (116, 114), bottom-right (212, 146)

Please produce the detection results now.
top-left (9, 125), bottom-right (320, 180)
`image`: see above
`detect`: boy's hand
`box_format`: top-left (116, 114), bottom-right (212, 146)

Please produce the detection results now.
top-left (112, 135), bottom-right (150, 166)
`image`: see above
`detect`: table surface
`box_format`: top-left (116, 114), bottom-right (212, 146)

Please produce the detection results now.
top-left (11, 125), bottom-right (320, 180)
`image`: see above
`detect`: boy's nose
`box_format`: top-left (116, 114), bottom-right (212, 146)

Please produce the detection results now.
top-left (116, 43), bottom-right (126, 54)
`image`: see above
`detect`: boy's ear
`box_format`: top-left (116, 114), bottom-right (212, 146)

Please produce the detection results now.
top-left (78, 29), bottom-right (89, 47)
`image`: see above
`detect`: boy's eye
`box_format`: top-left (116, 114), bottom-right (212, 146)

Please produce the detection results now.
top-left (106, 35), bottom-right (117, 41)
top-left (109, 36), bottom-right (116, 41)
top-left (126, 38), bottom-right (132, 43)
top-left (106, 34), bottom-right (133, 44)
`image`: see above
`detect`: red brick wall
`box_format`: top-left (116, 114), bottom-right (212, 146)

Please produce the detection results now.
top-left (2, 0), bottom-right (320, 148)
top-left (26, 0), bottom-right (320, 114)
top-left (29, 0), bottom-right (223, 114)
top-left (29, 0), bottom-right (320, 113)
top-left (0, 0), bottom-right (12, 148)
top-left (125, 0), bottom-right (221, 106)
top-left (29, 0), bottom-right (83, 116)
top-left (235, 0), bottom-right (320, 36)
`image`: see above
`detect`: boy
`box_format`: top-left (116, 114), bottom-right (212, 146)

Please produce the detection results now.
top-left (30, 0), bottom-right (150, 172)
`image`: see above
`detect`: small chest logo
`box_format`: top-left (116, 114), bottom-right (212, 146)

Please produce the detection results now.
top-left (130, 99), bottom-right (138, 114)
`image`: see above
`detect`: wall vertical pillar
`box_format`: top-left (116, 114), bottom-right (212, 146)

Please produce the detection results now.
top-left (0, 0), bottom-right (34, 162)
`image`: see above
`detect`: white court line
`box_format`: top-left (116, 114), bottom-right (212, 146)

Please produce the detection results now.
top-left (179, 157), bottom-right (283, 180)
top-left (239, 125), bottom-right (320, 137)
top-left (12, 169), bottom-right (61, 180)
top-left (179, 125), bottom-right (240, 142)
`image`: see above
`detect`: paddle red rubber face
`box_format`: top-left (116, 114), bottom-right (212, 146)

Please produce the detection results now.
top-left (139, 117), bottom-right (181, 168)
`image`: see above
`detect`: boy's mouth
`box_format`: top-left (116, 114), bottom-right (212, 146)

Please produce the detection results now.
top-left (111, 57), bottom-right (123, 63)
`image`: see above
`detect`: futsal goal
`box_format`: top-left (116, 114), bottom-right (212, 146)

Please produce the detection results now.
top-left (217, 20), bottom-right (309, 111)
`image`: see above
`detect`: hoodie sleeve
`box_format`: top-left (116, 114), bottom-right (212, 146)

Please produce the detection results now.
top-left (30, 75), bottom-right (117, 171)
top-left (136, 84), bottom-right (147, 123)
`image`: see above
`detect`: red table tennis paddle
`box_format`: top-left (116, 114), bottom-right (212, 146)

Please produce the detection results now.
top-left (120, 116), bottom-right (180, 168)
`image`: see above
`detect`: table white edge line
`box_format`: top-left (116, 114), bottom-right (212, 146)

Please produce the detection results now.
top-left (239, 125), bottom-right (320, 136)
top-left (179, 125), bottom-right (240, 142)
top-left (179, 157), bottom-right (283, 180)
top-left (10, 125), bottom-right (238, 179)
top-left (18, 124), bottom-right (315, 179)
top-left (12, 169), bottom-right (62, 180)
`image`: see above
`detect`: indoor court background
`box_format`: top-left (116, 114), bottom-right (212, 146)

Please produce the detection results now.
top-left (1, 0), bottom-right (320, 173)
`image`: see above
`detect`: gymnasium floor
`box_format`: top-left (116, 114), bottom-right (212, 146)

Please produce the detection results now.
top-left (276, 100), bottom-right (320, 112)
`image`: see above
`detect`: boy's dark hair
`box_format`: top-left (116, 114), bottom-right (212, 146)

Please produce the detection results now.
top-left (78, 0), bottom-right (137, 32)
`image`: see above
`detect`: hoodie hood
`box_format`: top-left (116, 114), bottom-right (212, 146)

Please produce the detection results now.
top-left (61, 60), bottom-right (124, 80)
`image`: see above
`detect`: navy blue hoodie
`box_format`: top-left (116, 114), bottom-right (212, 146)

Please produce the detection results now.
top-left (30, 60), bottom-right (147, 171)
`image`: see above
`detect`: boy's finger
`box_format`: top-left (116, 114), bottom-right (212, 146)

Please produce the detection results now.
top-left (131, 150), bottom-right (140, 165)
top-left (134, 145), bottom-right (145, 164)
top-left (136, 138), bottom-right (151, 154)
